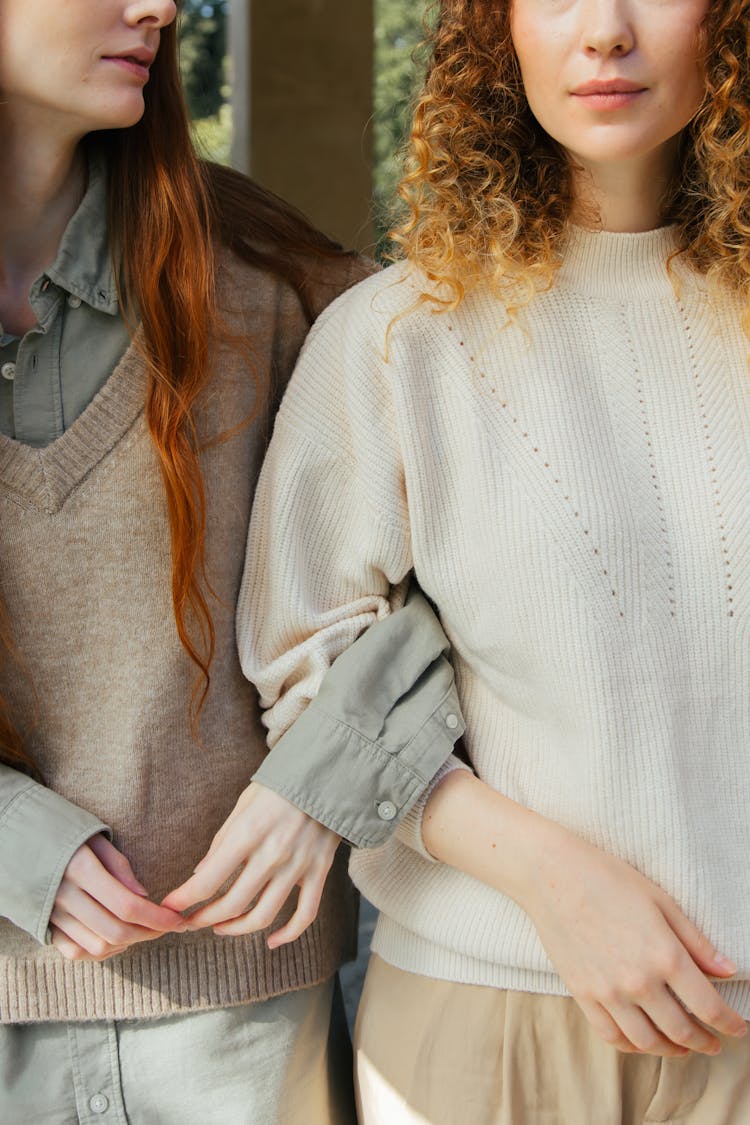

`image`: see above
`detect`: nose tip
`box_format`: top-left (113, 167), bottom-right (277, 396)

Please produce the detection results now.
top-left (128, 0), bottom-right (178, 28)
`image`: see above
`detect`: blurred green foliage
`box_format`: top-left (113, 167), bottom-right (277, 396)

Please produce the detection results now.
top-left (179, 1), bottom-right (433, 251)
top-left (179, 0), bottom-right (231, 164)
top-left (373, 0), bottom-right (432, 256)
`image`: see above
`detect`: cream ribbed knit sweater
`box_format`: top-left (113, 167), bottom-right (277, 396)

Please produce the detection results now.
top-left (242, 226), bottom-right (750, 1015)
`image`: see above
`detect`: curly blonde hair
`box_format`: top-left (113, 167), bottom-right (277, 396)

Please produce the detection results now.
top-left (393, 0), bottom-right (750, 321)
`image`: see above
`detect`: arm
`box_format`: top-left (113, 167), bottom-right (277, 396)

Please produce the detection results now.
top-left (0, 765), bottom-right (186, 958)
top-left (164, 278), bottom-right (454, 936)
top-left (253, 582), bottom-right (465, 848)
top-left (164, 585), bottom-right (466, 945)
top-left (421, 770), bottom-right (747, 1058)
top-left (170, 278), bottom-right (747, 1058)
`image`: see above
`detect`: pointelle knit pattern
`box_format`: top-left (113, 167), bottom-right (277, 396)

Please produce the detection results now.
top-left (242, 226), bottom-right (750, 1014)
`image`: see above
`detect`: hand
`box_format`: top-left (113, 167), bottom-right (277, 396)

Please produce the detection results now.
top-left (521, 825), bottom-right (747, 1057)
top-left (50, 834), bottom-right (188, 961)
top-left (162, 782), bottom-right (340, 948)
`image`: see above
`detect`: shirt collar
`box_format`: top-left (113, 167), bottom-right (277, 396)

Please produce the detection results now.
top-left (42, 153), bottom-right (119, 317)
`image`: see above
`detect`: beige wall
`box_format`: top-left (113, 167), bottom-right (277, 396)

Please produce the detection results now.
top-left (231, 0), bottom-right (374, 253)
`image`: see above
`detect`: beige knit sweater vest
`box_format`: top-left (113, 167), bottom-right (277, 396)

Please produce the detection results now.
top-left (0, 250), bottom-right (361, 1023)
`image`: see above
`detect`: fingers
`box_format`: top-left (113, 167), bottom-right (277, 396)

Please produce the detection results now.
top-left (576, 1000), bottom-right (642, 1054)
top-left (53, 883), bottom-right (164, 951)
top-left (87, 834), bottom-right (148, 896)
top-left (657, 901), bottom-right (746, 1040)
top-left (162, 840), bottom-right (246, 913)
top-left (183, 860), bottom-right (271, 929)
top-left (643, 986), bottom-right (722, 1055)
top-left (666, 960), bottom-right (747, 1041)
top-left (51, 907), bottom-right (131, 960)
top-left (211, 873), bottom-right (297, 937)
top-left (663, 898), bottom-right (738, 979)
top-left (211, 863), bottom-right (328, 942)
top-left (266, 874), bottom-right (326, 949)
top-left (610, 999), bottom-right (699, 1058)
top-left (65, 847), bottom-right (186, 933)
top-left (163, 795), bottom-right (340, 919)
top-left (50, 924), bottom-right (122, 962)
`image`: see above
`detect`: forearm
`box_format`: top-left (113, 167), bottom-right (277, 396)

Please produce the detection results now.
top-left (421, 769), bottom-right (748, 1059)
top-left (421, 769), bottom-right (569, 910)
top-left (252, 588), bottom-right (465, 848)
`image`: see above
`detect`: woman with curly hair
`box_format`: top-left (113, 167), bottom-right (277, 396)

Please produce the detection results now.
top-left (0, 0), bottom-right (468, 1120)
top-left (242, 0), bottom-right (750, 1119)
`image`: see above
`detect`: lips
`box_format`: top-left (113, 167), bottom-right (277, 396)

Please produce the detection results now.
top-left (102, 46), bottom-right (156, 68)
top-left (572, 79), bottom-right (646, 97)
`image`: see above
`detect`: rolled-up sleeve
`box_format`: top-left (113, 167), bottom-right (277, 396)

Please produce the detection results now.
top-left (0, 767), bottom-right (109, 945)
top-left (253, 586), bottom-right (466, 846)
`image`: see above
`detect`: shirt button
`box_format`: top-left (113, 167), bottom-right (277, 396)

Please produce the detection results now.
top-left (377, 800), bottom-right (397, 822)
top-left (445, 713), bottom-right (459, 730)
top-left (89, 1093), bottom-right (109, 1114)
top-left (67, 294), bottom-right (82, 309)
top-left (1, 362), bottom-right (16, 381)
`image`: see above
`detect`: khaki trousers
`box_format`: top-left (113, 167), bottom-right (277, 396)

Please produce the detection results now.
top-left (354, 955), bottom-right (750, 1125)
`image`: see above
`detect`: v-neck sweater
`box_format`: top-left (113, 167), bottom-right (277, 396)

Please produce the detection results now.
top-left (0, 250), bottom-right (361, 1023)
top-left (243, 226), bottom-right (750, 1014)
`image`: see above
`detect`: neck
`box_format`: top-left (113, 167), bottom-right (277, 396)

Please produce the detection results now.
top-left (570, 140), bottom-right (678, 234)
top-left (0, 119), bottom-right (86, 288)
top-left (0, 115), bottom-right (87, 334)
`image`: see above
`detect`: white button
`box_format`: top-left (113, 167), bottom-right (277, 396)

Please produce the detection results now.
top-left (445, 713), bottom-right (459, 730)
top-left (67, 294), bottom-right (82, 309)
top-left (377, 801), bottom-right (397, 822)
top-left (89, 1093), bottom-right (109, 1114)
top-left (1, 362), bottom-right (16, 381)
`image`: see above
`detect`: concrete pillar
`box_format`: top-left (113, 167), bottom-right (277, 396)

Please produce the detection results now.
top-left (229, 0), bottom-right (250, 174)
top-left (231, 0), bottom-right (374, 252)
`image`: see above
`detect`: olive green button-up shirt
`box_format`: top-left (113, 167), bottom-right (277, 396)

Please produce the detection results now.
top-left (0, 161), bottom-right (464, 948)
top-left (0, 158), bottom-right (131, 446)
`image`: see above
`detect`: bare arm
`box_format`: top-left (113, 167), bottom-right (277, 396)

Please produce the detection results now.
top-left (423, 770), bottom-right (747, 1058)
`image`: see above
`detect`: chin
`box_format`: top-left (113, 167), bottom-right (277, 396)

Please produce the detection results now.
top-left (89, 98), bottom-right (148, 133)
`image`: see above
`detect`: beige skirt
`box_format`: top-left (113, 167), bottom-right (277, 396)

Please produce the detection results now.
top-left (354, 954), bottom-right (750, 1125)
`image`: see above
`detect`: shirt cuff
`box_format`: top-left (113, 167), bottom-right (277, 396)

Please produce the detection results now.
top-left (253, 677), bottom-right (465, 848)
top-left (0, 780), bottom-right (110, 945)
top-left (394, 754), bottom-right (474, 861)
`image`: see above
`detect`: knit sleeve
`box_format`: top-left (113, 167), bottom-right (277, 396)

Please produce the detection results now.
top-left (237, 275), bottom-right (413, 749)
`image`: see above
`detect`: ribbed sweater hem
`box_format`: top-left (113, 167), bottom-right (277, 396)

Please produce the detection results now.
top-left (370, 916), bottom-right (750, 1018)
top-left (0, 920), bottom-right (356, 1024)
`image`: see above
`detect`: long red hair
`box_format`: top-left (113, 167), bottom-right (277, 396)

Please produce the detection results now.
top-left (1, 16), bottom-right (348, 775)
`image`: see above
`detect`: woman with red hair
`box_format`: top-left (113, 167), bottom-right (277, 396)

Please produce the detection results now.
top-left (0, 1), bottom-right (463, 1120)
top-left (244, 0), bottom-right (750, 1120)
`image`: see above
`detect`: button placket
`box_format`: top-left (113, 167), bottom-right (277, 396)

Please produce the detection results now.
top-left (68, 1022), bottom-right (128, 1125)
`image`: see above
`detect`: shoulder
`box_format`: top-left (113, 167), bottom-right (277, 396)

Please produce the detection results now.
top-left (215, 244), bottom-right (378, 330)
top-left (304, 260), bottom-right (434, 352)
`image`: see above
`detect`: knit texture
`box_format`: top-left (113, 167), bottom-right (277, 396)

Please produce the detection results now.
top-left (243, 226), bottom-right (750, 1014)
top-left (0, 249), bottom-right (365, 1023)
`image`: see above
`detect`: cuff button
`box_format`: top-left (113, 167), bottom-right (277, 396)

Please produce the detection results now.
top-left (377, 800), bottom-right (397, 821)
top-left (445, 713), bottom-right (459, 730)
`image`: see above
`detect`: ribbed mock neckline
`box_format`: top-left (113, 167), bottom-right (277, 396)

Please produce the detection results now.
top-left (556, 224), bottom-right (682, 302)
